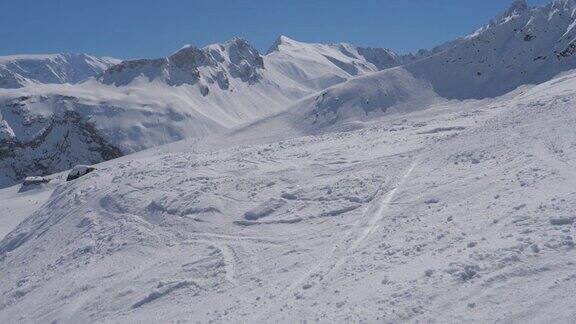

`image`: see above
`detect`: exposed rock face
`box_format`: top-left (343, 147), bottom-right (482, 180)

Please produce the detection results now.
top-left (498, 0), bottom-right (529, 21)
top-left (0, 108), bottom-right (121, 188)
top-left (357, 47), bottom-right (412, 70)
top-left (66, 165), bottom-right (96, 181)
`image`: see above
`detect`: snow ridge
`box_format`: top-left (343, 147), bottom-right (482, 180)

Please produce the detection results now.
top-left (0, 54), bottom-right (119, 89)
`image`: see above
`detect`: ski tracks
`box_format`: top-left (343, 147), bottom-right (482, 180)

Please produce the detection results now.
top-left (184, 234), bottom-right (282, 286)
top-left (252, 159), bottom-right (419, 321)
top-left (350, 160), bottom-right (418, 252)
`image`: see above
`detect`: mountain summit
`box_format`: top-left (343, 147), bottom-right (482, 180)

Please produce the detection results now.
top-left (100, 38), bottom-right (264, 87)
top-left (499, 0), bottom-right (529, 20)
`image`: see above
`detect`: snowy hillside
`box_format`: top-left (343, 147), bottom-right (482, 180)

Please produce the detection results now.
top-left (1, 65), bottom-right (576, 323)
top-left (0, 38), bottom-right (410, 188)
top-left (0, 54), bottom-right (119, 89)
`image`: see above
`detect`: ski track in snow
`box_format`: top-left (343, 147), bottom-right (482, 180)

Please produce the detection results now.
top-left (184, 233), bottom-right (284, 286)
top-left (349, 159), bottom-right (418, 252)
top-left (215, 242), bottom-right (238, 285)
top-left (252, 159), bottom-right (418, 322)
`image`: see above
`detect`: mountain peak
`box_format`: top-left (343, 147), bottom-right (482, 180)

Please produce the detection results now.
top-left (508, 0), bottom-right (528, 12)
top-left (267, 35), bottom-right (300, 54)
top-left (278, 35), bottom-right (297, 43)
top-left (224, 37), bottom-right (252, 48)
top-left (221, 38), bottom-right (263, 70)
top-left (498, 0), bottom-right (528, 21)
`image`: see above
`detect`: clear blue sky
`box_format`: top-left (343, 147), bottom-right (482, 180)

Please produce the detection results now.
top-left (0, 0), bottom-right (551, 59)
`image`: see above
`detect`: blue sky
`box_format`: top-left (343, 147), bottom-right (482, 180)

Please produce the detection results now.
top-left (0, 0), bottom-right (551, 59)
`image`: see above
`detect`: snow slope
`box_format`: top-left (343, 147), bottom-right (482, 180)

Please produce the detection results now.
top-left (0, 54), bottom-right (119, 89)
top-left (232, 67), bottom-right (443, 138)
top-left (1, 67), bottom-right (576, 323)
top-left (265, 35), bottom-right (411, 91)
top-left (0, 184), bottom-right (53, 240)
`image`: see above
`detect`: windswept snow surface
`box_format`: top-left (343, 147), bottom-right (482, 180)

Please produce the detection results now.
top-left (1, 67), bottom-right (576, 323)
top-left (0, 183), bottom-right (53, 240)
top-left (2, 2), bottom-right (576, 322)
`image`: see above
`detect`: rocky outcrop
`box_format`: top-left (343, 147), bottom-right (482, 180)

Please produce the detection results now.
top-left (100, 38), bottom-right (264, 86)
top-left (0, 110), bottom-right (121, 188)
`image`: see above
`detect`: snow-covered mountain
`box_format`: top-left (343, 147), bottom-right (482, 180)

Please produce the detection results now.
top-left (247, 0), bottom-right (576, 133)
top-left (0, 54), bottom-right (119, 89)
top-left (0, 38), bottom-right (409, 188)
top-left (100, 38), bottom-right (265, 87)
top-left (406, 0), bottom-right (576, 99)
top-left (266, 35), bottom-right (412, 90)
top-left (2, 52), bottom-right (576, 323)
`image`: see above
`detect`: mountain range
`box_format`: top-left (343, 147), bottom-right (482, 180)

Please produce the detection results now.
top-left (1, 0), bottom-right (576, 189)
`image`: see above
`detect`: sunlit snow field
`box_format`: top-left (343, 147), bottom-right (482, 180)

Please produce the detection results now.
top-left (1, 70), bottom-right (575, 322)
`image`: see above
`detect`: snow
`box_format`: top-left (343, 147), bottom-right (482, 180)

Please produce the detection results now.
top-left (0, 54), bottom-right (119, 89)
top-left (266, 35), bottom-right (410, 91)
top-left (1, 1), bottom-right (576, 322)
top-left (0, 183), bottom-right (53, 240)
top-left (234, 67), bottom-right (443, 137)
top-left (0, 65), bottom-right (576, 322)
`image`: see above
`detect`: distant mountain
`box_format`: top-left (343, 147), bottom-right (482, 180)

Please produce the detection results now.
top-left (0, 54), bottom-right (119, 89)
top-left (265, 35), bottom-right (413, 90)
top-left (0, 109), bottom-right (121, 187)
top-left (100, 36), bottom-right (410, 91)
